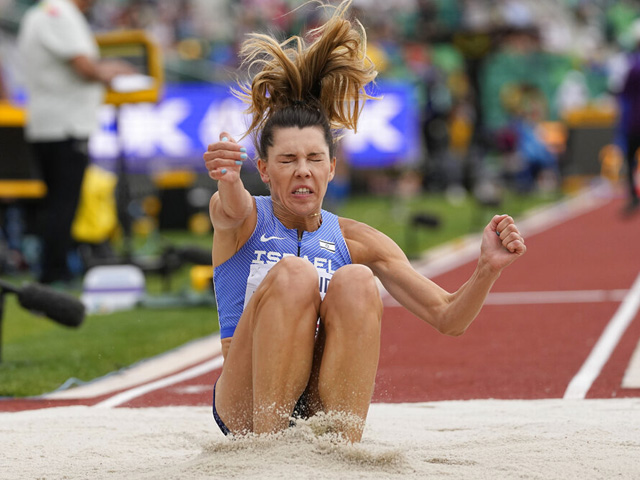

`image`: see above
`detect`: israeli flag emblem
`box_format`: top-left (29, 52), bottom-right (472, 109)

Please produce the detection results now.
top-left (319, 240), bottom-right (336, 253)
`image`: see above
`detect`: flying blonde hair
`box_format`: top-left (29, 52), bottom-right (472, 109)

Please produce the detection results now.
top-left (233, 0), bottom-right (378, 140)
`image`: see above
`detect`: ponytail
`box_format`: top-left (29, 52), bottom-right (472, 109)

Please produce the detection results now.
top-left (232, 0), bottom-right (378, 157)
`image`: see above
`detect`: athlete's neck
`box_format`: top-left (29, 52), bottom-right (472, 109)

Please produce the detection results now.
top-left (272, 197), bottom-right (322, 233)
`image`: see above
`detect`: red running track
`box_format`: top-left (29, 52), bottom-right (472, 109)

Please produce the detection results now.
top-left (376, 196), bottom-right (640, 402)
top-left (2, 194), bottom-right (640, 411)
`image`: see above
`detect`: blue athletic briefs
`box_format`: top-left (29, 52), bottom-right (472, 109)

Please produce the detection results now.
top-left (213, 195), bottom-right (352, 339)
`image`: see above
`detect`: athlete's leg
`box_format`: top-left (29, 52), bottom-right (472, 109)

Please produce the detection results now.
top-left (215, 256), bottom-right (321, 435)
top-left (306, 264), bottom-right (383, 442)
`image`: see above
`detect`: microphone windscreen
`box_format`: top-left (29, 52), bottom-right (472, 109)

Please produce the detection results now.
top-left (178, 246), bottom-right (212, 265)
top-left (17, 283), bottom-right (85, 328)
top-left (412, 213), bottom-right (441, 228)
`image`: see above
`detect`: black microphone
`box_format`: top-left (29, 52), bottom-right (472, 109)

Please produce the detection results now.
top-left (411, 213), bottom-right (441, 229)
top-left (177, 246), bottom-right (212, 266)
top-left (0, 280), bottom-right (85, 328)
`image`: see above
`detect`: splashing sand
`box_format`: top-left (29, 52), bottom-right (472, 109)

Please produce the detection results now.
top-left (2, 399), bottom-right (640, 479)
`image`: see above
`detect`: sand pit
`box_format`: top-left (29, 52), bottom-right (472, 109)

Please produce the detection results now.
top-left (2, 398), bottom-right (639, 479)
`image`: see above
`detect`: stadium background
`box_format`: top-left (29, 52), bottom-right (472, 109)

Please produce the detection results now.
top-left (1, 0), bottom-right (640, 399)
top-left (2, 6), bottom-right (640, 478)
top-left (1, 0), bottom-right (637, 196)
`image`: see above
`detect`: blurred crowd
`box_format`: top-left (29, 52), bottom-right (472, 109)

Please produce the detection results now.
top-left (2, 0), bottom-right (640, 281)
top-left (2, 0), bottom-right (640, 197)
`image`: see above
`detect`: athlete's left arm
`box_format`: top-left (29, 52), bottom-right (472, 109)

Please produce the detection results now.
top-left (342, 215), bottom-right (526, 336)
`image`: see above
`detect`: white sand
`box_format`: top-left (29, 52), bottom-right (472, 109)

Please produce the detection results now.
top-left (2, 399), bottom-right (639, 479)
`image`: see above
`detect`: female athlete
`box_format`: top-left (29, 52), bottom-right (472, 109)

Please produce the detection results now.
top-left (204, 1), bottom-right (526, 442)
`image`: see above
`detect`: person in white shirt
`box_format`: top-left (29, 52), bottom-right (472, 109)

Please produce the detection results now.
top-left (17, 0), bottom-right (133, 285)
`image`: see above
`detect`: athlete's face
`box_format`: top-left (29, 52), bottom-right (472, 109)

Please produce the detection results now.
top-left (258, 126), bottom-right (336, 218)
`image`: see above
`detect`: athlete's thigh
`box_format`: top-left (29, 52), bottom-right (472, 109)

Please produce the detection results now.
top-left (215, 257), bottom-right (321, 430)
top-left (214, 295), bottom-right (262, 432)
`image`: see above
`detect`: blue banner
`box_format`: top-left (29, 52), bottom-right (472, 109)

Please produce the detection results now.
top-left (90, 81), bottom-right (420, 173)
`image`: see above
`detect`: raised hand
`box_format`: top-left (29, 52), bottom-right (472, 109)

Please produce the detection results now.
top-left (203, 132), bottom-right (248, 184)
top-left (480, 214), bottom-right (526, 273)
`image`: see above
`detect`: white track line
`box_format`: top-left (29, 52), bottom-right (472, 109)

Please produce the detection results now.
top-left (564, 272), bottom-right (640, 400)
top-left (484, 290), bottom-right (629, 305)
top-left (94, 355), bottom-right (224, 408)
top-left (45, 334), bottom-right (222, 400)
top-left (383, 289), bottom-right (629, 308)
top-left (622, 339), bottom-right (640, 388)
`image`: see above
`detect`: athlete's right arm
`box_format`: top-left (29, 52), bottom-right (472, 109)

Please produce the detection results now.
top-left (204, 133), bottom-right (257, 267)
top-left (204, 132), bottom-right (254, 230)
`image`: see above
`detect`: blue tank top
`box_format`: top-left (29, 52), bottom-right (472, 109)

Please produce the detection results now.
top-left (213, 196), bottom-right (352, 339)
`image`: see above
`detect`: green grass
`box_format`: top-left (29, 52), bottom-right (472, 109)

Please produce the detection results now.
top-left (0, 191), bottom-right (560, 397)
top-left (0, 232), bottom-right (217, 398)
top-left (0, 298), bottom-right (215, 397)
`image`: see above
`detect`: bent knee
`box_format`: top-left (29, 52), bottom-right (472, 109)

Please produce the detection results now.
top-left (328, 265), bottom-right (380, 301)
top-left (250, 256), bottom-right (321, 335)
top-left (324, 265), bottom-right (383, 316)
top-left (261, 256), bottom-right (319, 301)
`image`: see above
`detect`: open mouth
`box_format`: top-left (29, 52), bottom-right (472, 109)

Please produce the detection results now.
top-left (292, 187), bottom-right (312, 195)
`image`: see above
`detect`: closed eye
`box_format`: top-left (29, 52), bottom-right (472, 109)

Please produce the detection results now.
top-left (278, 154), bottom-right (297, 163)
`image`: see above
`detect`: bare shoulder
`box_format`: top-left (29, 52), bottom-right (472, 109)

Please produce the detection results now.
top-left (338, 217), bottom-right (406, 267)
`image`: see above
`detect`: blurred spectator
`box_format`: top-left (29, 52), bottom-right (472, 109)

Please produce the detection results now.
top-left (555, 69), bottom-right (590, 117)
top-left (495, 83), bottom-right (558, 192)
top-left (618, 21), bottom-right (640, 215)
top-left (1, 0), bottom-right (636, 202)
top-left (17, 0), bottom-right (134, 285)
